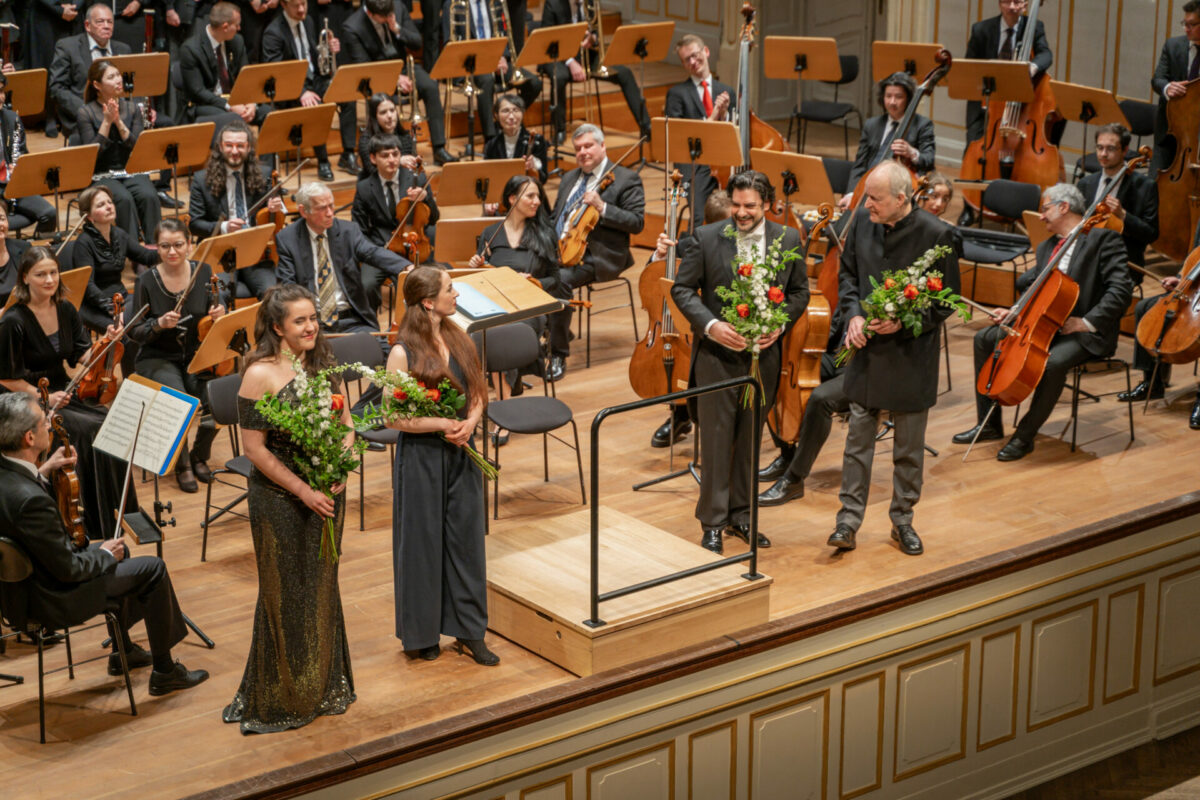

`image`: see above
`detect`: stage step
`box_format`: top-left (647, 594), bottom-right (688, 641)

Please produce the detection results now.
top-left (486, 507), bottom-right (772, 677)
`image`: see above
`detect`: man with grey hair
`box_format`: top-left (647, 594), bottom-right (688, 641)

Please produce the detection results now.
top-left (832, 160), bottom-right (961, 557)
top-left (955, 182), bottom-right (1132, 460)
top-left (547, 123), bottom-right (644, 380)
top-left (275, 181), bottom-right (410, 335)
top-left (0, 393), bottom-right (208, 696)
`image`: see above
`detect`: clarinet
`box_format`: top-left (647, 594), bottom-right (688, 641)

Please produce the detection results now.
top-left (10, 114), bottom-right (23, 172)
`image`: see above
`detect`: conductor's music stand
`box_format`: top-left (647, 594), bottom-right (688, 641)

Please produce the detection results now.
top-left (602, 22), bottom-right (675, 171)
top-left (193, 222), bottom-right (276, 300)
top-left (430, 37), bottom-right (508, 160)
top-left (763, 36), bottom-right (842, 152)
top-left (1049, 80), bottom-right (1129, 181)
top-left (435, 158), bottom-right (525, 212)
top-left (7, 144), bottom-right (99, 234)
top-left (5, 69), bottom-right (47, 117)
top-left (256, 104), bottom-right (336, 184)
top-left (228, 60), bottom-right (308, 108)
top-left (515, 22), bottom-right (589, 174)
top-left (871, 42), bottom-right (946, 81)
top-left (650, 117), bottom-right (741, 235)
top-left (126, 123), bottom-right (216, 215)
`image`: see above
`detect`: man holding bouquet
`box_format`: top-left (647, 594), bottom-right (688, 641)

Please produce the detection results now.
top-left (672, 171), bottom-right (808, 554)
top-left (833, 161), bottom-right (962, 556)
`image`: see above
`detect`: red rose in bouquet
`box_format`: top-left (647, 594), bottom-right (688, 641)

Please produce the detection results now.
top-left (903, 284), bottom-right (919, 300)
top-left (884, 278), bottom-right (896, 289)
top-left (737, 263), bottom-right (753, 277)
top-left (926, 276), bottom-right (943, 291)
top-left (736, 303), bottom-right (750, 318)
top-left (330, 394), bottom-right (345, 412)
top-left (426, 387), bottom-right (441, 402)
top-left (393, 388), bottom-right (407, 400)
top-left (768, 286), bottom-right (785, 304)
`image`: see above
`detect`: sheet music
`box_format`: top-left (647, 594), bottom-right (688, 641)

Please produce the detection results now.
top-left (93, 375), bottom-right (200, 475)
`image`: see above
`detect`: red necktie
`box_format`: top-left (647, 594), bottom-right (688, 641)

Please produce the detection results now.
top-left (702, 80), bottom-right (713, 117)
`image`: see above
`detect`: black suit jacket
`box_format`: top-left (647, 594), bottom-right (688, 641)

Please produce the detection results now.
top-left (0, 457), bottom-right (114, 629)
top-left (664, 76), bottom-right (735, 121)
top-left (964, 15), bottom-right (1052, 138)
top-left (275, 218), bottom-right (409, 329)
top-left (180, 29), bottom-right (250, 115)
top-left (551, 162), bottom-right (644, 281)
top-left (847, 113), bottom-right (936, 189)
top-left (48, 34), bottom-right (133, 125)
top-left (187, 167), bottom-right (273, 240)
top-left (1019, 228), bottom-right (1132, 358)
top-left (341, 3), bottom-right (420, 65)
top-left (261, 12), bottom-right (326, 95)
top-left (1077, 170), bottom-right (1159, 269)
top-left (483, 128), bottom-right (548, 184)
top-left (351, 168), bottom-right (439, 248)
top-left (1152, 35), bottom-right (1194, 147)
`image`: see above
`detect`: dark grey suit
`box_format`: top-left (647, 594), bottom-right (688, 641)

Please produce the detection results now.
top-left (671, 219), bottom-right (809, 530)
top-left (1151, 35), bottom-right (1197, 171)
top-left (846, 113), bottom-right (936, 189)
top-left (48, 34), bottom-right (132, 136)
top-left (1077, 169), bottom-right (1159, 270)
top-left (963, 15), bottom-right (1052, 143)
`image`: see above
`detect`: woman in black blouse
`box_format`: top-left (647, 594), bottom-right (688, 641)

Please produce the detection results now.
top-left (127, 219), bottom-right (227, 493)
top-left (74, 184), bottom-right (160, 334)
top-left (484, 95), bottom-right (548, 184)
top-left (76, 59), bottom-right (162, 242)
top-left (358, 93), bottom-right (418, 178)
top-left (0, 247), bottom-right (137, 539)
top-left (0, 205), bottom-right (32, 306)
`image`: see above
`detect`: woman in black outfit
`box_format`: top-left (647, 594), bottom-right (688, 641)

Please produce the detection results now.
top-left (483, 94), bottom-right (548, 184)
top-left (76, 59), bottom-right (162, 242)
top-left (126, 219), bottom-right (227, 493)
top-left (74, 184), bottom-right (160, 333)
top-left (358, 93), bottom-right (418, 177)
top-left (0, 247), bottom-right (137, 539)
top-left (0, 205), bottom-right (32, 305)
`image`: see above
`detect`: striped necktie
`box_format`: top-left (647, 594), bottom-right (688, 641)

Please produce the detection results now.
top-left (316, 234), bottom-right (339, 325)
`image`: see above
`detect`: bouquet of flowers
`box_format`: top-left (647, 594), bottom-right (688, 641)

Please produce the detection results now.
top-left (254, 353), bottom-right (367, 561)
top-left (714, 226), bottom-right (802, 406)
top-left (834, 244), bottom-right (970, 366)
top-left (354, 368), bottom-right (499, 480)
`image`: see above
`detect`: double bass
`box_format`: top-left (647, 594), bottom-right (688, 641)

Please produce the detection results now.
top-left (1154, 77), bottom-right (1200, 262)
top-left (960, 0), bottom-right (1062, 219)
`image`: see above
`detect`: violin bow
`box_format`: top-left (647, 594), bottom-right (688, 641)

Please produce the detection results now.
top-left (481, 180), bottom-right (537, 258)
top-left (51, 305), bottom-right (151, 413)
top-left (54, 215), bottom-right (89, 257)
top-left (244, 158), bottom-right (311, 218)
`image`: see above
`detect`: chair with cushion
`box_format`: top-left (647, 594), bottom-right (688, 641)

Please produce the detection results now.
top-left (0, 537), bottom-right (137, 743)
top-left (200, 373), bottom-right (252, 561)
top-left (789, 55), bottom-right (862, 159)
top-left (822, 157), bottom-right (854, 197)
top-left (1118, 99), bottom-right (1156, 148)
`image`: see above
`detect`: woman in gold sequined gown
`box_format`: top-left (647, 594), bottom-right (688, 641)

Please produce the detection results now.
top-left (222, 285), bottom-right (355, 734)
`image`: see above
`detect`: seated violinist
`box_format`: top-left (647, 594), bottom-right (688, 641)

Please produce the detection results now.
top-left (74, 185), bottom-right (161, 334)
top-left (188, 120), bottom-right (284, 300)
top-left (0, 392), bottom-right (209, 696)
top-left (0, 246), bottom-right (138, 540)
top-left (351, 134), bottom-right (436, 310)
top-left (838, 72), bottom-right (935, 211)
top-left (127, 220), bottom-right (228, 493)
top-left (953, 183), bottom-right (1132, 461)
top-left (484, 94), bottom-right (548, 190)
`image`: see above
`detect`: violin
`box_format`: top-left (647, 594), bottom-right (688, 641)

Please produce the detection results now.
top-left (769, 204), bottom-right (834, 444)
top-left (391, 156), bottom-right (432, 265)
top-left (37, 378), bottom-right (87, 548)
top-left (76, 293), bottom-right (125, 405)
top-left (1154, 77), bottom-right (1200, 261)
top-left (197, 275), bottom-right (237, 377)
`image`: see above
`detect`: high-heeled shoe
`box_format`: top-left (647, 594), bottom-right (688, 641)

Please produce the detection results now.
top-left (454, 638), bottom-right (500, 666)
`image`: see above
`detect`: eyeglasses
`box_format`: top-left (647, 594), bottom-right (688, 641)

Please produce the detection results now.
top-left (157, 241), bottom-right (189, 251)
top-left (1184, 19), bottom-right (1200, 29)
top-left (1038, 202), bottom-right (1062, 213)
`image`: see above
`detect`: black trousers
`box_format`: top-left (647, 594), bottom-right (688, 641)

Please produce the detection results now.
top-left (784, 356), bottom-right (849, 483)
top-left (6, 192), bottom-right (57, 233)
top-left (547, 260), bottom-right (597, 358)
top-left (411, 64), bottom-right (449, 148)
top-left (1131, 294), bottom-right (1169, 383)
top-left (544, 60), bottom-right (650, 136)
top-left (101, 550), bottom-right (188, 658)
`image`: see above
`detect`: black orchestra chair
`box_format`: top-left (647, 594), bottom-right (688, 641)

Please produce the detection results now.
top-left (1118, 99), bottom-right (1156, 149)
top-left (200, 372), bottom-right (252, 562)
top-left (330, 332), bottom-right (398, 531)
top-left (789, 55), bottom-right (862, 160)
top-left (575, 276), bottom-right (640, 368)
top-left (477, 323), bottom-right (585, 518)
top-left (0, 536), bottom-right (137, 743)
top-left (1062, 355), bottom-right (1135, 452)
top-left (821, 157), bottom-right (854, 197)
top-left (956, 179), bottom-right (1041, 301)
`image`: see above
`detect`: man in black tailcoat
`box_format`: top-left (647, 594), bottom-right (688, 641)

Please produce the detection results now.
top-left (671, 170), bottom-right (807, 555)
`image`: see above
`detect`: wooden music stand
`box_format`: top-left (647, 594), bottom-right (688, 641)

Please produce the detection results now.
top-left (194, 223), bottom-right (276, 272)
top-left (750, 148), bottom-right (835, 209)
top-left (1050, 80), bottom-right (1129, 181)
top-left (430, 38), bottom-right (508, 160)
top-left (7, 144), bottom-right (99, 230)
top-left (871, 42), bottom-right (946, 81)
top-left (187, 301), bottom-right (260, 375)
top-left (650, 117), bottom-right (741, 232)
top-left (323, 60), bottom-right (407, 103)
top-left (433, 217), bottom-right (496, 265)
top-left (1021, 209), bottom-right (1053, 251)
top-left (0, 266), bottom-right (90, 317)
top-left (602, 22), bottom-right (675, 170)
top-left (126, 123), bottom-right (216, 215)
top-left (515, 22), bottom-right (589, 173)
top-left (105, 53), bottom-right (170, 99)
top-left (5, 69), bottom-right (47, 117)
top-left (946, 59), bottom-right (1035, 183)
top-left (763, 37), bottom-right (842, 152)
top-left (256, 103), bottom-right (336, 181)
top-left (228, 60), bottom-right (308, 107)
top-left (435, 159), bottom-right (525, 209)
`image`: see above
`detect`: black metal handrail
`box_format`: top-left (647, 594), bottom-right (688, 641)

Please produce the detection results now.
top-left (585, 375), bottom-right (765, 627)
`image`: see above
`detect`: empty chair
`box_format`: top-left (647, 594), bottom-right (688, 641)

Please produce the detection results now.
top-left (200, 372), bottom-right (253, 561)
top-left (789, 55), bottom-right (863, 159)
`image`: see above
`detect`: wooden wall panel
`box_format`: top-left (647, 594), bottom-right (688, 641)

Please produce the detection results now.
top-left (521, 775), bottom-right (573, 800)
top-left (688, 722), bottom-right (735, 800)
top-left (586, 743), bottom-right (674, 800)
top-left (977, 627), bottom-right (1020, 751)
top-left (894, 645), bottom-right (969, 781)
top-left (1154, 565), bottom-right (1200, 684)
top-left (748, 691), bottom-right (828, 800)
top-left (1027, 601), bottom-right (1098, 731)
top-left (1103, 585), bottom-right (1145, 703)
top-left (839, 673), bottom-right (885, 800)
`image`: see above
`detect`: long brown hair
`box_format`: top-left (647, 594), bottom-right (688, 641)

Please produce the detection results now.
top-left (244, 284), bottom-right (336, 378)
top-left (397, 267), bottom-right (486, 403)
top-left (11, 247), bottom-right (65, 306)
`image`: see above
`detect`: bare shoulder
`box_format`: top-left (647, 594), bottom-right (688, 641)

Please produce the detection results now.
top-left (239, 359), bottom-right (287, 399)
top-left (386, 344), bottom-right (408, 373)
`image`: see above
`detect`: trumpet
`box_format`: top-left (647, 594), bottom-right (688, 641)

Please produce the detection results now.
top-left (489, 0), bottom-right (527, 91)
top-left (581, 0), bottom-right (611, 78)
top-left (317, 20), bottom-right (335, 77)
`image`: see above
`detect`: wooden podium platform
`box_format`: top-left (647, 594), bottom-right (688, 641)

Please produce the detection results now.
top-left (486, 508), bottom-right (772, 677)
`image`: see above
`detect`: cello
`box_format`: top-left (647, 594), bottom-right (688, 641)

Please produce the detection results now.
top-left (768, 204), bottom-right (835, 444)
top-left (1154, 77), bottom-right (1200, 261)
top-left (960, 0), bottom-right (1062, 219)
top-left (629, 169), bottom-right (692, 400)
top-left (75, 293), bottom-right (125, 405)
top-left (1135, 244), bottom-right (1200, 366)
top-left (37, 378), bottom-right (87, 548)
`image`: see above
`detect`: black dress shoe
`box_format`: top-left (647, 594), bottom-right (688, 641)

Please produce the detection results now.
top-left (491, 429), bottom-right (509, 447)
top-left (45, 120), bottom-right (59, 139)
top-left (433, 147), bottom-right (459, 165)
top-left (891, 523), bottom-right (924, 555)
top-left (108, 643), bottom-right (153, 675)
top-left (454, 638), bottom-right (500, 666)
top-left (951, 423), bottom-right (1005, 445)
top-left (317, 161), bottom-right (335, 181)
top-left (757, 454), bottom-right (790, 482)
top-left (758, 475), bottom-right (804, 507)
top-left (957, 206), bottom-right (976, 227)
top-left (366, 441), bottom-right (386, 452)
top-left (650, 418), bottom-right (692, 447)
top-left (547, 355), bottom-right (566, 382)
top-left (996, 436), bottom-right (1034, 461)
top-left (1190, 396), bottom-right (1200, 430)
top-left (700, 527), bottom-right (723, 554)
top-left (148, 661), bottom-right (210, 696)
top-left (1117, 379), bottom-right (1165, 402)
top-left (337, 152), bottom-right (360, 174)
top-left (726, 523), bottom-right (771, 548)
top-left (157, 191), bottom-right (183, 209)
top-left (827, 525), bottom-right (856, 550)
top-left (417, 645), bottom-right (440, 661)
top-left (192, 459), bottom-right (213, 484)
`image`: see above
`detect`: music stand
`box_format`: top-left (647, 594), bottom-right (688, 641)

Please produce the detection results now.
top-left (435, 158), bottom-right (525, 211)
top-left (946, 59), bottom-right (1035, 183)
top-left (763, 37), bottom-right (841, 151)
top-left (602, 22), bottom-right (675, 171)
top-left (430, 38), bottom-right (508, 160)
top-left (650, 117), bottom-right (741, 234)
top-left (515, 22), bottom-right (589, 174)
top-left (126, 123), bottom-right (216, 215)
top-left (433, 216), bottom-right (496, 265)
top-left (5, 69), bottom-right (47, 117)
top-left (194, 222), bottom-right (276, 300)
top-left (106, 53), bottom-right (170, 99)
top-left (7, 144), bottom-right (99, 231)
top-left (871, 42), bottom-right (946, 81)
top-left (188, 302), bottom-right (261, 375)
top-left (256, 103), bottom-right (336, 182)
top-left (1049, 80), bottom-right (1129, 182)
top-left (228, 60), bottom-right (308, 109)
top-left (323, 59), bottom-right (407, 104)
top-left (750, 147), bottom-right (835, 210)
